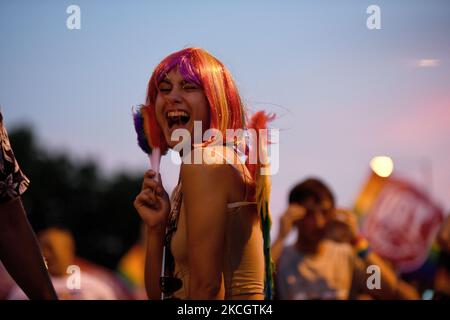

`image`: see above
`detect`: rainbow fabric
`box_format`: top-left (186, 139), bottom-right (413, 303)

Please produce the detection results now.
top-left (132, 105), bottom-right (152, 155)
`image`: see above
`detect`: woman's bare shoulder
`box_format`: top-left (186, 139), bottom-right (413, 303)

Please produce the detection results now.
top-left (180, 161), bottom-right (231, 191)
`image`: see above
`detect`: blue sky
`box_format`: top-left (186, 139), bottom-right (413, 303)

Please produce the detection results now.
top-left (1, 0), bottom-right (449, 239)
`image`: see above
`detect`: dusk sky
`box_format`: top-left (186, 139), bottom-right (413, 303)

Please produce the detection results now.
top-left (1, 0), bottom-right (449, 240)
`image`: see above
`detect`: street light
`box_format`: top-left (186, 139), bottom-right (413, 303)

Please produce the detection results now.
top-left (370, 156), bottom-right (394, 178)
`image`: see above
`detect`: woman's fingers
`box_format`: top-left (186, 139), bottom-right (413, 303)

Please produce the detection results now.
top-left (135, 171), bottom-right (171, 230)
top-left (141, 171), bottom-right (164, 195)
top-left (144, 170), bottom-right (156, 178)
top-left (134, 195), bottom-right (149, 210)
top-left (142, 177), bottom-right (157, 191)
top-left (135, 189), bottom-right (160, 209)
top-left (142, 179), bottom-right (164, 196)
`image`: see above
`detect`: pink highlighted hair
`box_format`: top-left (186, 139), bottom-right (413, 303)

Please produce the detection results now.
top-left (144, 47), bottom-right (245, 155)
top-left (143, 47), bottom-right (273, 178)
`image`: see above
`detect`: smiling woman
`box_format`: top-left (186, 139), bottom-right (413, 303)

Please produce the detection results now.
top-left (155, 68), bottom-right (211, 149)
top-left (133, 47), bottom-right (275, 300)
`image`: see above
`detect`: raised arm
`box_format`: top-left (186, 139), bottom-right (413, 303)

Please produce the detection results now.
top-left (181, 163), bottom-right (229, 300)
top-left (134, 170), bottom-right (170, 300)
top-left (353, 251), bottom-right (420, 300)
top-left (271, 204), bottom-right (306, 265)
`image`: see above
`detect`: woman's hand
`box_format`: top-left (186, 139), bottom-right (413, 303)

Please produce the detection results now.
top-left (134, 170), bottom-right (170, 231)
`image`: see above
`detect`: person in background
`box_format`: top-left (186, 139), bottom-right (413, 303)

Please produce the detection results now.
top-left (325, 208), bottom-right (422, 299)
top-left (8, 227), bottom-right (118, 300)
top-left (0, 110), bottom-right (57, 300)
top-left (272, 177), bottom-right (419, 300)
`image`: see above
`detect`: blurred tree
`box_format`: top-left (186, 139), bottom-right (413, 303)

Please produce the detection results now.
top-left (8, 126), bottom-right (142, 270)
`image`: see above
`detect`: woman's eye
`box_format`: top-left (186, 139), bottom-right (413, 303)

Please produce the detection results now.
top-left (182, 83), bottom-right (198, 90)
top-left (158, 86), bottom-right (171, 93)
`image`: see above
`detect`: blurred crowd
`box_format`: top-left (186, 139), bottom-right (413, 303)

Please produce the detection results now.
top-left (1, 177), bottom-right (449, 300)
top-left (271, 178), bottom-right (449, 300)
top-left (0, 226), bottom-right (145, 300)
top-left (1, 113), bottom-right (449, 300)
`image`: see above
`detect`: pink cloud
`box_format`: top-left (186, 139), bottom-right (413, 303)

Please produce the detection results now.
top-left (379, 96), bottom-right (450, 149)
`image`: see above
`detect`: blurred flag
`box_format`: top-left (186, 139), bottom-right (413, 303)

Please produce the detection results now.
top-left (354, 171), bottom-right (444, 272)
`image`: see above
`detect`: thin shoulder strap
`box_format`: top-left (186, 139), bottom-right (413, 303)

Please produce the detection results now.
top-left (227, 201), bottom-right (256, 209)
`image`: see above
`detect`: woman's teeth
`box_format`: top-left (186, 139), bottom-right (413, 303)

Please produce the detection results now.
top-left (166, 110), bottom-right (190, 128)
top-left (167, 110), bottom-right (189, 118)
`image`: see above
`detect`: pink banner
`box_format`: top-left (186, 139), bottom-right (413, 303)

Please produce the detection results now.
top-left (359, 174), bottom-right (444, 272)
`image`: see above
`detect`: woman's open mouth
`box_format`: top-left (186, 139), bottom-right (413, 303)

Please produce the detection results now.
top-left (166, 110), bottom-right (191, 129)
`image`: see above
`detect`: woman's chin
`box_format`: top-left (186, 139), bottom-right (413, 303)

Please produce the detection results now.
top-left (165, 133), bottom-right (192, 150)
top-left (165, 125), bottom-right (194, 145)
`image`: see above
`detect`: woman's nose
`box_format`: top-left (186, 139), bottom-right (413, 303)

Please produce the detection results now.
top-left (165, 87), bottom-right (183, 105)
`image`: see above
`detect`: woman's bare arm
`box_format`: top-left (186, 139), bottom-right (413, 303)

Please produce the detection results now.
top-left (144, 226), bottom-right (165, 300)
top-left (181, 163), bottom-right (229, 300)
top-left (360, 252), bottom-right (420, 300)
top-left (352, 250), bottom-right (420, 300)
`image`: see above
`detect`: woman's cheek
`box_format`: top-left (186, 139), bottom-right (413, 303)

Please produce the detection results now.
top-left (154, 106), bottom-right (166, 130)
